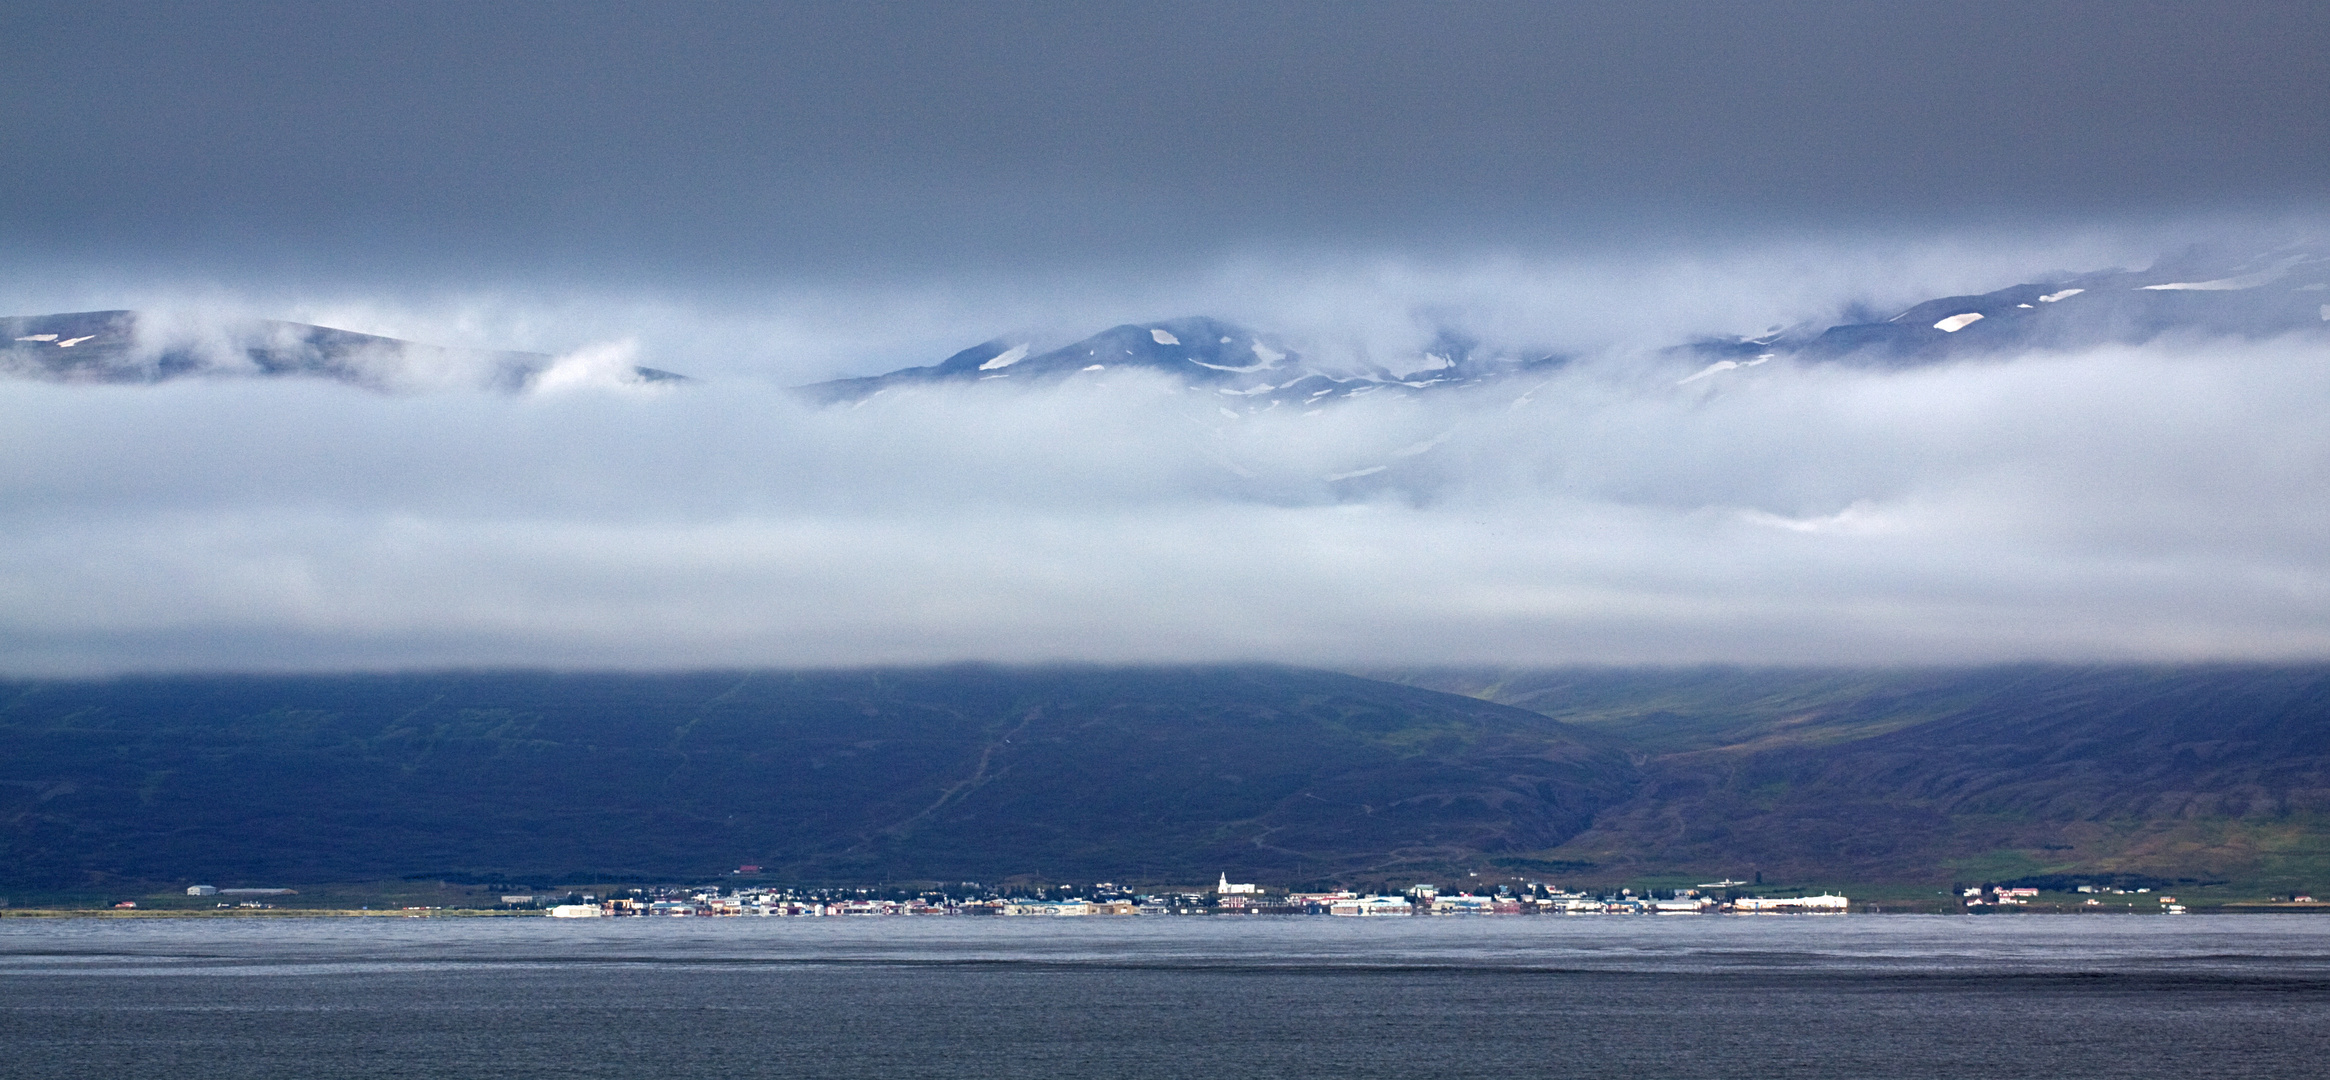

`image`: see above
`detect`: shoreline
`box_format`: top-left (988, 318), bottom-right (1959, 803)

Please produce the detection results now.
top-left (6, 906), bottom-right (2325, 919)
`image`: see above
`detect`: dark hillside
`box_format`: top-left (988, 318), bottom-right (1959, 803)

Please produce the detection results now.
top-left (0, 667), bottom-right (1626, 890)
top-left (1379, 666), bottom-right (2330, 886)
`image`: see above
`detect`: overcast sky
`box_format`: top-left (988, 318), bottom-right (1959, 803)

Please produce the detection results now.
top-left (3, 2), bottom-right (2327, 672)
top-left (7, 1), bottom-right (2327, 282)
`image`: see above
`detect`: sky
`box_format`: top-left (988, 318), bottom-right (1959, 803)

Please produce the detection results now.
top-left (3, 1), bottom-right (2327, 672)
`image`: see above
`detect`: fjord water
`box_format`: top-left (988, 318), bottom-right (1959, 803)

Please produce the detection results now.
top-left (4, 917), bottom-right (2326, 1078)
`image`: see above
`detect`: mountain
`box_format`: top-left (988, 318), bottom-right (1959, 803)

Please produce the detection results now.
top-left (1, 310), bottom-right (687, 391)
top-left (1681, 244), bottom-right (2330, 373)
top-left (1375, 665), bottom-right (2330, 888)
top-left (14, 246), bottom-right (2321, 400)
top-left (797, 316), bottom-right (1564, 407)
top-left (803, 246), bottom-right (2330, 405)
top-left (0, 666), bottom-right (1625, 891)
top-left (5, 664), bottom-right (2329, 895)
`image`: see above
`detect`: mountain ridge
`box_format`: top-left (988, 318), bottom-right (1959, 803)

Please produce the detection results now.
top-left (799, 245), bottom-right (2330, 407)
top-left (2, 309), bottom-right (687, 392)
top-left (10, 246), bottom-right (2324, 401)
top-left (5, 664), bottom-right (2328, 894)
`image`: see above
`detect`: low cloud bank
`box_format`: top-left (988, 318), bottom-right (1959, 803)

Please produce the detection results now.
top-left (3, 317), bottom-right (2325, 672)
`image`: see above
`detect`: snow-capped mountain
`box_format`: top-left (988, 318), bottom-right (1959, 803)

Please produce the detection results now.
top-left (805, 246), bottom-right (2330, 405)
top-left (11, 246), bottom-right (2324, 400)
top-left (1682, 245), bottom-right (2330, 375)
top-left (799, 316), bottom-right (1564, 409)
top-left (0, 310), bottom-right (686, 392)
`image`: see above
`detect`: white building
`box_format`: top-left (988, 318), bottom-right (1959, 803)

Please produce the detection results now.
top-left (1217, 873), bottom-right (1259, 895)
top-left (186, 885), bottom-right (217, 896)
top-left (1732, 894), bottom-right (1849, 911)
top-left (1653, 897), bottom-right (1714, 913)
top-left (1329, 896), bottom-right (1412, 916)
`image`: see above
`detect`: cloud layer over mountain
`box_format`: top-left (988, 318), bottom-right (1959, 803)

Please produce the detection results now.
top-left (5, 240), bottom-right (2326, 672)
top-left (4, 3), bottom-right (2326, 671)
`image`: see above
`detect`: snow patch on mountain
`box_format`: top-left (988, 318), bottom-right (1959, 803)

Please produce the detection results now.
top-left (978, 344), bottom-right (1031, 370)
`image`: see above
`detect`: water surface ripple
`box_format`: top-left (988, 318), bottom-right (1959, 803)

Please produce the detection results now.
top-left (4, 916), bottom-right (2325, 1078)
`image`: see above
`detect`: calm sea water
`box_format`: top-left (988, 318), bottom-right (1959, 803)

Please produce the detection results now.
top-left (4, 915), bottom-right (2327, 1078)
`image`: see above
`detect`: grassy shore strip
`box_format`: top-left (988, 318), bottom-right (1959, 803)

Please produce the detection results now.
top-left (0, 908), bottom-right (533, 918)
top-left (5, 904), bottom-right (2327, 917)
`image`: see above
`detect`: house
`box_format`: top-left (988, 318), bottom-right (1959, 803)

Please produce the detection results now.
top-left (1432, 894), bottom-right (1498, 915)
top-left (1329, 896), bottom-right (1413, 916)
top-left (1732, 894), bottom-right (1850, 911)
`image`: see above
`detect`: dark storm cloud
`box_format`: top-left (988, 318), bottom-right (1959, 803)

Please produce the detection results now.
top-left (4, 1), bottom-right (2325, 278)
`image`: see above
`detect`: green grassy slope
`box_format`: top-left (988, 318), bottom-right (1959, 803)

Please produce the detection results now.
top-left (0, 666), bottom-right (1627, 890)
top-left (9, 664), bottom-right (2327, 894)
top-left (1375, 665), bottom-right (2330, 889)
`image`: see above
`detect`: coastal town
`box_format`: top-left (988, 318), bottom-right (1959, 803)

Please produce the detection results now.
top-left (530, 873), bottom-right (1853, 918)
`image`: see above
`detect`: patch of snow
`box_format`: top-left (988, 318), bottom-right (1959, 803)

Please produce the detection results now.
top-left (2142, 271), bottom-right (2282, 291)
top-left (1325, 466), bottom-right (1388, 482)
top-left (56, 335), bottom-right (96, 347)
top-left (2038, 288), bottom-right (2083, 302)
top-left (979, 373), bottom-right (1010, 380)
top-left (1933, 312), bottom-right (1983, 333)
top-left (1188, 357), bottom-right (1275, 374)
top-left (1678, 360), bottom-right (1738, 385)
top-left (1309, 388), bottom-right (1334, 397)
top-left (1249, 341), bottom-right (1286, 364)
top-left (2016, 303), bottom-right (2033, 308)
top-left (1220, 336), bottom-right (1232, 343)
top-left (1413, 352), bottom-right (1454, 371)
top-left (15, 334), bottom-right (58, 342)
top-left (2321, 304), bottom-right (2329, 322)
top-left (1149, 328), bottom-right (1180, 345)
top-left (978, 344), bottom-right (1030, 370)
top-left (1081, 364), bottom-right (1105, 371)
